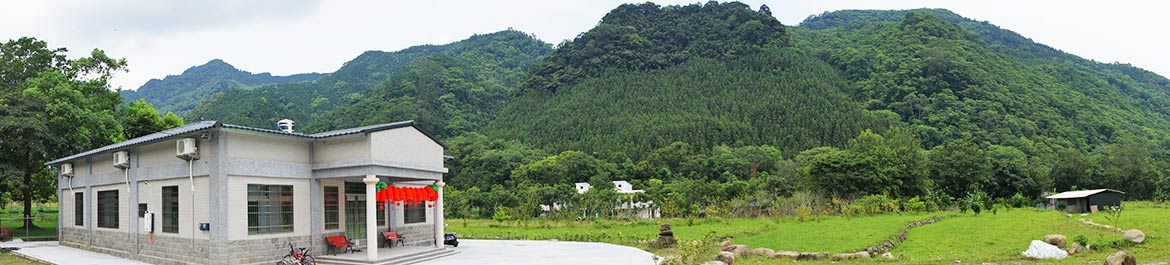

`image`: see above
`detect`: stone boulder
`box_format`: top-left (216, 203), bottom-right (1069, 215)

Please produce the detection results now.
top-left (716, 251), bottom-right (735, 265)
top-left (1123, 230), bottom-right (1145, 244)
top-left (1066, 242), bottom-right (1086, 256)
top-left (880, 252), bottom-right (895, 259)
top-left (832, 251), bottom-right (871, 260)
top-left (699, 261), bottom-right (726, 265)
top-left (1021, 240), bottom-right (1068, 259)
top-left (749, 248), bottom-right (774, 258)
top-left (797, 252), bottom-right (830, 260)
top-left (721, 244), bottom-right (749, 258)
top-left (649, 223), bottom-right (678, 248)
top-left (1043, 234), bottom-right (1067, 248)
top-left (770, 250), bottom-right (800, 259)
top-left (1104, 251), bottom-right (1136, 265)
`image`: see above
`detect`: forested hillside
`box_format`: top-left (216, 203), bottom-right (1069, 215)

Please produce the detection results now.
top-left (120, 59), bottom-right (322, 115)
top-left (439, 2), bottom-right (1170, 220)
top-left (305, 30), bottom-right (552, 138)
top-left (489, 2), bottom-right (894, 157)
top-left (187, 30), bottom-right (549, 128)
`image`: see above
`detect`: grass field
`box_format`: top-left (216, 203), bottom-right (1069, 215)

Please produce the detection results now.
top-left (452, 202), bottom-right (1170, 263)
top-left (0, 252), bottom-right (44, 265)
top-left (0, 203), bottom-right (59, 238)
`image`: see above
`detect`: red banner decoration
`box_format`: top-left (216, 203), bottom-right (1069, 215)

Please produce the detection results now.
top-left (372, 184), bottom-right (438, 203)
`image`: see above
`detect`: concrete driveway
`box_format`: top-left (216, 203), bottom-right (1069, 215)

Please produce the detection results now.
top-left (420, 239), bottom-right (661, 265)
top-left (2, 239), bottom-right (660, 265)
top-left (1, 240), bottom-right (151, 265)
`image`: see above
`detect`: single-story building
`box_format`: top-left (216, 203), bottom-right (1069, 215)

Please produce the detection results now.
top-left (575, 181), bottom-right (659, 219)
top-left (46, 120), bottom-right (451, 264)
top-left (1046, 189), bottom-right (1125, 213)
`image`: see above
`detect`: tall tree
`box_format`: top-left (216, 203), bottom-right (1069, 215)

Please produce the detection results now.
top-left (0, 37), bottom-right (126, 229)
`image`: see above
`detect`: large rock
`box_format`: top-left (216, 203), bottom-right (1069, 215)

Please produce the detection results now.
top-left (1043, 234), bottom-right (1067, 248)
top-left (832, 251), bottom-right (871, 260)
top-left (1066, 242), bottom-right (1086, 256)
top-left (797, 252), bottom-right (830, 260)
top-left (722, 244), bottom-right (749, 258)
top-left (770, 251), bottom-right (800, 259)
top-left (880, 252), bottom-right (895, 259)
top-left (1104, 251), bottom-right (1136, 265)
top-left (1123, 230), bottom-right (1145, 244)
top-left (716, 251), bottom-right (735, 265)
top-left (1021, 240), bottom-right (1068, 259)
top-left (749, 248), bottom-right (775, 258)
top-left (649, 223), bottom-right (678, 248)
top-left (699, 261), bottom-right (726, 265)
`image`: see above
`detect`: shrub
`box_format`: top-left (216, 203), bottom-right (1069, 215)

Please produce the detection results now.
top-left (855, 194), bottom-right (893, 215)
top-left (904, 196), bottom-right (927, 212)
top-left (795, 205), bottom-right (813, 222)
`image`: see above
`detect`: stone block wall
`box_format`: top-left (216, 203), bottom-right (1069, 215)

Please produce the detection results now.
top-left (218, 235), bottom-right (314, 265)
top-left (396, 223), bottom-right (436, 247)
top-left (58, 227), bottom-right (314, 265)
top-left (135, 234), bottom-right (212, 265)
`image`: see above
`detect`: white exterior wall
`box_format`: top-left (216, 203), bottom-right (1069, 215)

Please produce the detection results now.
top-left (314, 137), bottom-right (371, 164)
top-left (226, 176), bottom-right (311, 240)
top-left (228, 133), bottom-right (311, 163)
top-left (90, 155), bottom-right (117, 175)
top-left (91, 184), bottom-right (129, 232)
top-left (136, 177), bottom-right (210, 240)
top-left (62, 190), bottom-right (80, 228)
top-left (370, 128), bottom-right (443, 169)
top-left (136, 138), bottom-right (210, 167)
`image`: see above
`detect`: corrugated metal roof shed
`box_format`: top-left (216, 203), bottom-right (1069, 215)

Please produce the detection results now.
top-left (1046, 189), bottom-right (1125, 199)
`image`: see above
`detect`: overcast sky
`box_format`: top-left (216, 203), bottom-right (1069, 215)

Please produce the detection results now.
top-left (2, 1), bottom-right (1167, 91)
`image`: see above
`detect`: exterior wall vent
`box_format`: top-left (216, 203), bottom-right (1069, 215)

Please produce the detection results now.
top-left (176, 138), bottom-right (199, 160)
top-left (113, 151), bottom-right (130, 169)
top-left (277, 119), bottom-right (295, 133)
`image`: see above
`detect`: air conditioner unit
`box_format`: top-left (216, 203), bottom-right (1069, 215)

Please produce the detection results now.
top-left (176, 138), bottom-right (199, 160)
top-left (113, 151), bottom-right (130, 169)
top-left (60, 163), bottom-right (74, 177)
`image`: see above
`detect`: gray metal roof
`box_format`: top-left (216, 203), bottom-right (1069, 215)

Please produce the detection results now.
top-left (44, 120), bottom-right (442, 166)
top-left (1046, 189), bottom-right (1126, 199)
top-left (45, 121), bottom-right (219, 166)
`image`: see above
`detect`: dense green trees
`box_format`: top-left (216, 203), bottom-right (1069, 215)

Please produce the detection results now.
top-left (1, 37), bottom-right (127, 228)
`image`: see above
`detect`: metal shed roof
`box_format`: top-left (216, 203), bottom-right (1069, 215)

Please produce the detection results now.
top-left (45, 120), bottom-right (440, 166)
top-left (1046, 189), bottom-right (1126, 199)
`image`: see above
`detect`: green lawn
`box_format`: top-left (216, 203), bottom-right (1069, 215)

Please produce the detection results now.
top-left (895, 204), bottom-right (1167, 263)
top-left (0, 204), bottom-right (59, 238)
top-left (0, 252), bottom-right (45, 264)
top-left (450, 202), bottom-right (1170, 263)
top-left (734, 212), bottom-right (942, 253)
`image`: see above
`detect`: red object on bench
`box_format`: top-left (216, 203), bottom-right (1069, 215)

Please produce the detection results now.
top-left (382, 231), bottom-right (405, 248)
top-left (326, 235), bottom-right (354, 255)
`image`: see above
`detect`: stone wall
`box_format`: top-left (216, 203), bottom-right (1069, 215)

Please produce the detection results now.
top-left (58, 227), bottom-right (314, 265)
top-left (396, 223), bottom-right (436, 247)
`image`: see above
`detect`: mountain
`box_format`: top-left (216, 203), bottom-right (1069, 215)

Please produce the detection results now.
top-left (186, 30), bottom-right (551, 130)
top-left (305, 30), bottom-right (552, 139)
top-left (120, 59), bottom-right (322, 115)
top-left (792, 9), bottom-right (1170, 151)
top-left (487, 2), bottom-right (896, 157)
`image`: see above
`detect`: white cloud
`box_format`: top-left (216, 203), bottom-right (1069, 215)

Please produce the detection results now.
top-left (1, 0), bottom-right (1167, 91)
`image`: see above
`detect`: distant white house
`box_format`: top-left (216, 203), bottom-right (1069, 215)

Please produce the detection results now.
top-left (570, 181), bottom-right (659, 219)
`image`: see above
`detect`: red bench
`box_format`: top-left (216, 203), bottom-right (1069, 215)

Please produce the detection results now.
top-left (382, 231), bottom-right (405, 248)
top-left (325, 235), bottom-right (354, 255)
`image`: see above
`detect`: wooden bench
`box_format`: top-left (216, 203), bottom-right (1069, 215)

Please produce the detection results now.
top-left (325, 235), bottom-right (354, 255)
top-left (0, 226), bottom-right (11, 242)
top-left (382, 231), bottom-right (405, 248)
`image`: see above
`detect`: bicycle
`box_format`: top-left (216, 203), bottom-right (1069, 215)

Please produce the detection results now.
top-left (276, 241), bottom-right (317, 265)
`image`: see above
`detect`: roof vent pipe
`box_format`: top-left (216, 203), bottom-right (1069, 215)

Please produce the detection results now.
top-left (277, 119), bottom-right (295, 133)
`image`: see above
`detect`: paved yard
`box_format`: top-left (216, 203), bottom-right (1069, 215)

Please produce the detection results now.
top-left (421, 239), bottom-right (660, 265)
top-left (2, 239), bottom-right (658, 265)
top-left (0, 240), bottom-right (150, 265)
